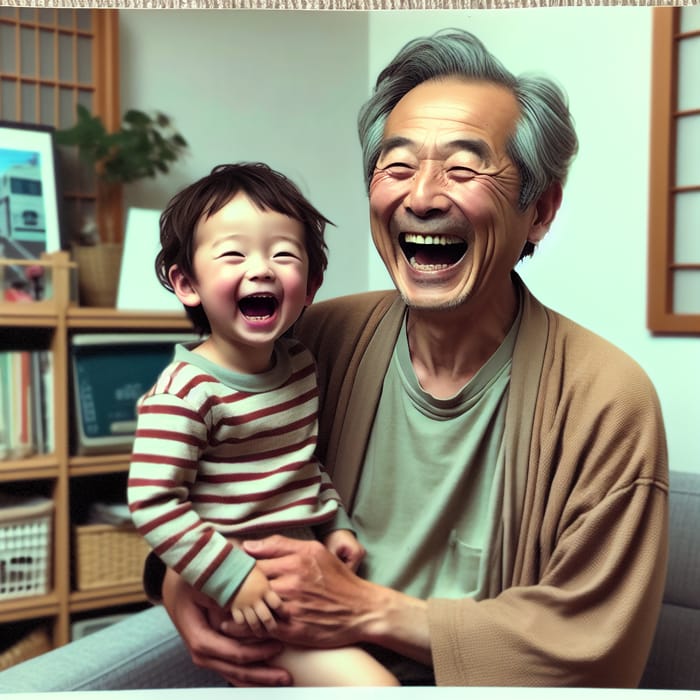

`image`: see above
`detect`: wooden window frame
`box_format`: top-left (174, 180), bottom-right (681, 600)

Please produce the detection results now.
top-left (648, 6), bottom-right (700, 334)
top-left (91, 9), bottom-right (122, 243)
top-left (0, 8), bottom-right (122, 244)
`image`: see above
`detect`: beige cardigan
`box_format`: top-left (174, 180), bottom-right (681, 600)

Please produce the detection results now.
top-left (296, 281), bottom-right (669, 687)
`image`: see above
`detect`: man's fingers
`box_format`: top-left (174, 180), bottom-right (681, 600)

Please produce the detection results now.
top-left (243, 534), bottom-right (305, 559)
top-left (225, 663), bottom-right (291, 688)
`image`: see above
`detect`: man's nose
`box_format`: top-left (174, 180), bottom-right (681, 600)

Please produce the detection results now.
top-left (404, 162), bottom-right (451, 217)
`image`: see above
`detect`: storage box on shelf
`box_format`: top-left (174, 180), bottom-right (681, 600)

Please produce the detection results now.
top-left (0, 496), bottom-right (53, 601)
top-left (0, 250), bottom-right (190, 662)
top-left (74, 523), bottom-right (150, 591)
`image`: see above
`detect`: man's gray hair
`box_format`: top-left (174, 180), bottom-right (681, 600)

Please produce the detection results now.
top-left (358, 28), bottom-right (579, 213)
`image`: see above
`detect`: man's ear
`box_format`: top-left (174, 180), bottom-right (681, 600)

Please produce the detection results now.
top-left (527, 182), bottom-right (563, 245)
top-left (169, 265), bottom-right (201, 307)
top-left (305, 272), bottom-right (323, 306)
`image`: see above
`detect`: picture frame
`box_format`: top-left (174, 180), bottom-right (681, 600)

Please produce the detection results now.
top-left (0, 121), bottom-right (64, 290)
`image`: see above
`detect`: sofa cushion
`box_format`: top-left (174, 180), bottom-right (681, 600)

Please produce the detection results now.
top-left (664, 470), bottom-right (700, 609)
top-left (640, 602), bottom-right (700, 689)
top-left (639, 470), bottom-right (700, 690)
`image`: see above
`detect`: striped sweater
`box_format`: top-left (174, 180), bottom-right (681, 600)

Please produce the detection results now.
top-left (127, 338), bottom-right (349, 608)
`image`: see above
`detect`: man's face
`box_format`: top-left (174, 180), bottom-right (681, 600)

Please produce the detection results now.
top-left (368, 77), bottom-right (546, 312)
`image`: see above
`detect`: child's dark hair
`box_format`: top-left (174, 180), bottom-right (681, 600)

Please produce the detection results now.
top-left (156, 162), bottom-right (332, 334)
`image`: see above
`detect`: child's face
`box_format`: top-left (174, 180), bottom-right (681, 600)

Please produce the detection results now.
top-left (171, 193), bottom-right (315, 369)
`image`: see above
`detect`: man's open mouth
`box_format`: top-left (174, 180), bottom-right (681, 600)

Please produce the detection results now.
top-left (399, 233), bottom-right (467, 271)
top-left (238, 294), bottom-right (279, 320)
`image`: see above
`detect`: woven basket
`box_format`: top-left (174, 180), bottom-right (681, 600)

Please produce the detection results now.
top-left (74, 523), bottom-right (150, 590)
top-left (0, 626), bottom-right (52, 670)
top-left (72, 243), bottom-right (123, 308)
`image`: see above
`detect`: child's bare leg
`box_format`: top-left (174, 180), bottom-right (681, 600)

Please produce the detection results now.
top-left (274, 645), bottom-right (399, 687)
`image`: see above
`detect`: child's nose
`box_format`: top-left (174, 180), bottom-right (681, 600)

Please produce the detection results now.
top-left (246, 255), bottom-right (274, 280)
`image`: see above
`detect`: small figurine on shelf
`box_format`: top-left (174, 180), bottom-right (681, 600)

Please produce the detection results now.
top-left (1, 265), bottom-right (45, 302)
top-left (3, 280), bottom-right (33, 302)
top-left (78, 217), bottom-right (100, 246)
top-left (25, 265), bottom-right (45, 301)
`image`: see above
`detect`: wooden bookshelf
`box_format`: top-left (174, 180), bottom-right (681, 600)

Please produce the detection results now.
top-left (0, 252), bottom-right (189, 649)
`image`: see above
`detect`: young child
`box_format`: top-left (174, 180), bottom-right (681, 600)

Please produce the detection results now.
top-left (127, 163), bottom-right (398, 687)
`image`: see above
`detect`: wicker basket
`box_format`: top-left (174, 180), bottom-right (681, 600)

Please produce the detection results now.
top-left (0, 495), bottom-right (53, 600)
top-left (72, 243), bottom-right (122, 308)
top-left (0, 626), bottom-right (52, 670)
top-left (74, 523), bottom-right (150, 590)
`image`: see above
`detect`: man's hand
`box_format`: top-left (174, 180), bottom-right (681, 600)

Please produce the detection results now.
top-left (236, 535), bottom-right (378, 649)
top-left (323, 529), bottom-right (366, 572)
top-left (236, 535), bottom-right (432, 668)
top-left (161, 567), bottom-right (291, 687)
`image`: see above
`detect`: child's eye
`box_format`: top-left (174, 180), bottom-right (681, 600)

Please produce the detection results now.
top-left (218, 250), bottom-right (244, 258)
top-left (273, 251), bottom-right (300, 260)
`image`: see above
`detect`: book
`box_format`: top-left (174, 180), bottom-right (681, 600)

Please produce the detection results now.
top-left (0, 349), bottom-right (53, 460)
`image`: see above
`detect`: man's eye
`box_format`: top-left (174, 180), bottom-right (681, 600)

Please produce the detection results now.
top-left (383, 162), bottom-right (415, 177)
top-left (448, 166), bottom-right (478, 179)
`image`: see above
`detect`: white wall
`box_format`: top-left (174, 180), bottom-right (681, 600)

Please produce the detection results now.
top-left (119, 8), bottom-right (698, 474)
top-left (119, 10), bottom-right (369, 302)
top-left (367, 8), bottom-right (699, 475)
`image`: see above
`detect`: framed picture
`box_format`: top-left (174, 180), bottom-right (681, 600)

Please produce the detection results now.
top-left (0, 121), bottom-right (64, 291)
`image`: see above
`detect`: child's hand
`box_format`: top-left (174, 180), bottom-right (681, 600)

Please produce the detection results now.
top-left (323, 529), bottom-right (366, 572)
top-left (230, 564), bottom-right (282, 635)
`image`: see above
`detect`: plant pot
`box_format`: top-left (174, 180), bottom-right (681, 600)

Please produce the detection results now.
top-left (72, 243), bottom-right (123, 308)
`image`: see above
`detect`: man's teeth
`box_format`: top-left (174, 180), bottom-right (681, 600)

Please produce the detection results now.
top-left (403, 233), bottom-right (463, 246)
top-left (409, 257), bottom-right (450, 271)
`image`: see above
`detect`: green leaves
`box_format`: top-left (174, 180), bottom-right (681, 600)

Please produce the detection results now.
top-left (54, 105), bottom-right (188, 184)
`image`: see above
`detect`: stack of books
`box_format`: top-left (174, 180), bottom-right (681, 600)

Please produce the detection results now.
top-left (0, 350), bottom-right (53, 460)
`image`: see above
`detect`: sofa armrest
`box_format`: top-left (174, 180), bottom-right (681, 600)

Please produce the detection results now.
top-left (0, 606), bottom-right (226, 692)
top-left (640, 470), bottom-right (700, 690)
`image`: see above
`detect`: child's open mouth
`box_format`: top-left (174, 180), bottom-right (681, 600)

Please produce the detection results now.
top-left (238, 294), bottom-right (279, 320)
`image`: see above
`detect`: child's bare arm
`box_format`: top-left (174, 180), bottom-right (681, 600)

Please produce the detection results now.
top-left (323, 529), bottom-right (366, 572)
top-left (230, 564), bottom-right (283, 635)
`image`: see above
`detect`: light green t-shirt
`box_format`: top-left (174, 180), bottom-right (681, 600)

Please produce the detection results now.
top-left (352, 308), bottom-right (520, 602)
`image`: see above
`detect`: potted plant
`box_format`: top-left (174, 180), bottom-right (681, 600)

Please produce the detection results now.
top-left (54, 105), bottom-right (188, 306)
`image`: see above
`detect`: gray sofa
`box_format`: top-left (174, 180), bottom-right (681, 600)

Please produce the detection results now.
top-left (0, 470), bottom-right (698, 691)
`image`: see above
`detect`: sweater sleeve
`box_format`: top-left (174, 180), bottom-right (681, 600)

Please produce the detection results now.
top-left (427, 327), bottom-right (669, 687)
top-left (127, 391), bottom-right (255, 608)
top-left (429, 480), bottom-right (667, 686)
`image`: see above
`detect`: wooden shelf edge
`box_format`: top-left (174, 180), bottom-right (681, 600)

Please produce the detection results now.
top-left (0, 301), bottom-right (59, 326)
top-left (0, 455), bottom-right (60, 482)
top-left (0, 593), bottom-right (60, 623)
top-left (67, 306), bottom-right (191, 330)
top-left (69, 453), bottom-right (131, 476)
top-left (70, 583), bottom-right (147, 613)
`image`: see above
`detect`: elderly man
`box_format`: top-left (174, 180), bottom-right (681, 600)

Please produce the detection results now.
top-left (148, 28), bottom-right (668, 687)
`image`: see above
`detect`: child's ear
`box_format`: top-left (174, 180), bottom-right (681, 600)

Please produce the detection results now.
top-left (169, 265), bottom-right (201, 307)
top-left (305, 273), bottom-right (323, 306)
